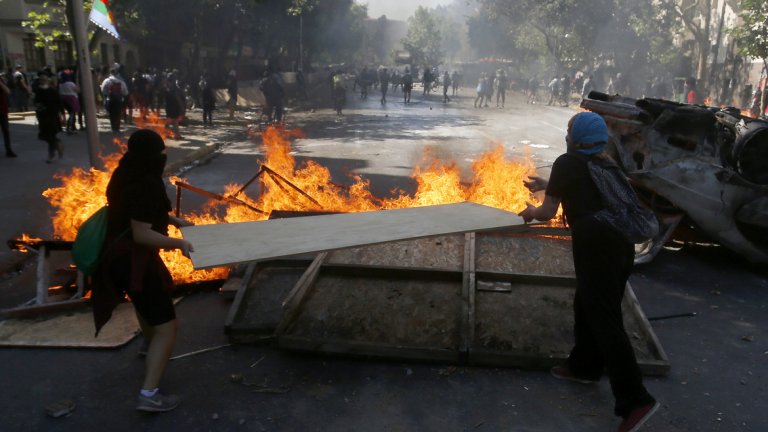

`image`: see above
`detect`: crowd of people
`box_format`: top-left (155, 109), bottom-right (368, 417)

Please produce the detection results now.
top-left (0, 62), bottom-right (242, 162)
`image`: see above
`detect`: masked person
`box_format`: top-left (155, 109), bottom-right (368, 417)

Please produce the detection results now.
top-left (33, 74), bottom-right (63, 163)
top-left (519, 112), bottom-right (658, 432)
top-left (93, 129), bottom-right (194, 412)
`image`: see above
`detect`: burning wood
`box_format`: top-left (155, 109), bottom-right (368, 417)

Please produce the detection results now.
top-left (19, 124), bottom-right (548, 284)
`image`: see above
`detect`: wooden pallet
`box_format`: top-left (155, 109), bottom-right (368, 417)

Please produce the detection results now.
top-left (232, 231), bottom-right (670, 375)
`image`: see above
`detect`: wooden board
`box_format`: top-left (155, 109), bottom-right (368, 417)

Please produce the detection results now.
top-left (0, 303), bottom-right (140, 348)
top-left (182, 203), bottom-right (525, 269)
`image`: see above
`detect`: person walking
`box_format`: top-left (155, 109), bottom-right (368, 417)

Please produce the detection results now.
top-left (226, 69), bottom-right (238, 119)
top-left (402, 68), bottom-right (413, 104)
top-left (11, 64), bottom-right (31, 112)
top-left (58, 75), bottom-right (80, 134)
top-left (199, 74), bottom-right (216, 128)
top-left (442, 71), bottom-right (451, 103)
top-left (93, 129), bottom-right (194, 413)
top-left (164, 74), bottom-right (185, 140)
top-left (495, 69), bottom-right (508, 108)
top-left (33, 74), bottom-right (63, 163)
top-left (379, 68), bottom-right (390, 105)
top-left (0, 73), bottom-right (16, 157)
top-left (519, 112), bottom-right (659, 432)
top-left (100, 66), bottom-right (129, 133)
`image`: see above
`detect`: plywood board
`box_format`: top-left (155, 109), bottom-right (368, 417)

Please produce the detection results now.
top-left (182, 203), bottom-right (525, 269)
top-left (0, 303), bottom-right (140, 348)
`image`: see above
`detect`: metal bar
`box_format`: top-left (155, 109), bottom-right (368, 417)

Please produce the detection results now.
top-left (232, 166), bottom-right (266, 197)
top-left (174, 180), bottom-right (267, 214)
top-left (175, 184), bottom-right (182, 218)
top-left (262, 165), bottom-right (323, 208)
top-left (35, 246), bottom-right (49, 305)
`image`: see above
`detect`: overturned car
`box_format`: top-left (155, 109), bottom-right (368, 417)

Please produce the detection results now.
top-left (581, 91), bottom-right (768, 264)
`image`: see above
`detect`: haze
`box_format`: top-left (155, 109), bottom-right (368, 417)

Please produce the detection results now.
top-left (364, 0), bottom-right (455, 21)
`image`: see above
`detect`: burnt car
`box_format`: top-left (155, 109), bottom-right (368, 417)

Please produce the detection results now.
top-left (581, 91), bottom-right (768, 264)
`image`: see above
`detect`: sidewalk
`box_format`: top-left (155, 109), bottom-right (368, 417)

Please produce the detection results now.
top-left (0, 111), bottom-right (223, 275)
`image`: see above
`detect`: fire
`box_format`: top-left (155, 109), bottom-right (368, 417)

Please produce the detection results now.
top-left (32, 124), bottom-right (548, 286)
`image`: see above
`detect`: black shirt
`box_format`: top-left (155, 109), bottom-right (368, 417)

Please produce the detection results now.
top-left (545, 153), bottom-right (605, 226)
top-left (106, 173), bottom-right (171, 238)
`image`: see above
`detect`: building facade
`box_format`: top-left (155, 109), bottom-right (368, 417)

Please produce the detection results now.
top-left (0, 0), bottom-right (135, 74)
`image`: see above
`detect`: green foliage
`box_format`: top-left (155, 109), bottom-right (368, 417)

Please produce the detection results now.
top-left (22, 1), bottom-right (95, 50)
top-left (733, 0), bottom-right (768, 62)
top-left (401, 6), bottom-right (444, 67)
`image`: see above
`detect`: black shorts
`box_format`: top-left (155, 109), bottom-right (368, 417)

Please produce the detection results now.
top-left (108, 251), bottom-right (176, 327)
top-left (128, 279), bottom-right (176, 326)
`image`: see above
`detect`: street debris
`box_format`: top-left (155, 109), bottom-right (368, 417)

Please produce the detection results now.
top-left (169, 343), bottom-right (231, 360)
top-left (45, 399), bottom-right (76, 418)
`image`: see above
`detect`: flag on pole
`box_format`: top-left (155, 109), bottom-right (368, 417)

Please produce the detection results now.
top-left (88, 0), bottom-right (120, 39)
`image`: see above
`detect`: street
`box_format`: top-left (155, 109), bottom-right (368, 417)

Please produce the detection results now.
top-left (0, 89), bottom-right (766, 431)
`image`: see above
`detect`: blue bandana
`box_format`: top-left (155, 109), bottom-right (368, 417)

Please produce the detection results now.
top-left (570, 112), bottom-right (608, 155)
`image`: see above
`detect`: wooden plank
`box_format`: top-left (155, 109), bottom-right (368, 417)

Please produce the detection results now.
top-left (459, 232), bottom-right (476, 358)
top-left (625, 283), bottom-right (670, 371)
top-left (224, 262), bottom-right (257, 332)
top-left (275, 252), bottom-right (328, 335)
top-left (278, 335), bottom-right (461, 363)
top-left (181, 202), bottom-right (526, 269)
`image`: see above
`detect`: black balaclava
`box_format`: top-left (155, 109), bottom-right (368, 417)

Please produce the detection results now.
top-left (121, 129), bottom-right (167, 177)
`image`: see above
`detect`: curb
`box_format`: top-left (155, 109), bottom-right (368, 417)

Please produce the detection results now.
top-left (164, 142), bottom-right (222, 176)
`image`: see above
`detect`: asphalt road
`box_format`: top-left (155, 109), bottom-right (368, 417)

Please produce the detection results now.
top-left (0, 89), bottom-right (766, 431)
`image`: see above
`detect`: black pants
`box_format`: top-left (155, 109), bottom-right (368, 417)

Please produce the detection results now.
top-left (202, 108), bottom-right (212, 126)
top-left (568, 218), bottom-right (655, 418)
top-left (1, 113), bottom-right (11, 153)
top-left (107, 98), bottom-right (122, 132)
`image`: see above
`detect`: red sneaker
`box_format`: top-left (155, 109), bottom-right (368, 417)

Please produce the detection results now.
top-left (618, 401), bottom-right (660, 432)
top-left (550, 365), bottom-right (599, 384)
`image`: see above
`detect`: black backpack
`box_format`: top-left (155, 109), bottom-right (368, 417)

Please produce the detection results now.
top-left (568, 153), bottom-right (659, 243)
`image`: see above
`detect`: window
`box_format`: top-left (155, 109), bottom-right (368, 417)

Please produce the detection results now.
top-left (53, 40), bottom-right (74, 69)
top-left (112, 44), bottom-right (121, 65)
top-left (100, 43), bottom-right (108, 67)
top-left (22, 39), bottom-right (45, 71)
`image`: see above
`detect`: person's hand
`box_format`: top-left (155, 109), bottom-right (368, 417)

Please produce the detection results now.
top-left (518, 202), bottom-right (537, 223)
top-left (178, 239), bottom-right (195, 258)
top-left (524, 176), bottom-right (548, 193)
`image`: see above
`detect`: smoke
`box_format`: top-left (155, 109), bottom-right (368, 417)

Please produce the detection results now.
top-left (365, 0), bottom-right (453, 21)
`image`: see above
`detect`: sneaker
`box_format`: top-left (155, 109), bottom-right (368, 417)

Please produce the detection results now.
top-left (136, 392), bottom-right (180, 413)
top-left (550, 365), bottom-right (599, 384)
top-left (617, 401), bottom-right (660, 432)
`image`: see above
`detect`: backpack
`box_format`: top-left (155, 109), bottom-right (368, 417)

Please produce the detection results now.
top-left (106, 79), bottom-right (123, 102)
top-left (71, 206), bottom-right (110, 275)
top-left (569, 153), bottom-right (659, 244)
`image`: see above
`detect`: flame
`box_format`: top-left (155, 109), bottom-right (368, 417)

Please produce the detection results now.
top-left (33, 125), bottom-right (551, 285)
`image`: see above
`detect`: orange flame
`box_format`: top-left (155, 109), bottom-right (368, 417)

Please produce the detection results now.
top-left (36, 125), bottom-right (550, 285)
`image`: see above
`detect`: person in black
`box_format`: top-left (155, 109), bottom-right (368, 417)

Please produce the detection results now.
top-left (33, 74), bottom-right (63, 163)
top-left (379, 68), bottom-right (389, 105)
top-left (94, 129), bottom-right (194, 413)
top-left (402, 67), bottom-right (413, 104)
top-left (164, 74), bottom-right (184, 139)
top-left (519, 112), bottom-right (658, 432)
top-left (259, 71), bottom-right (285, 123)
top-left (199, 73), bottom-right (216, 128)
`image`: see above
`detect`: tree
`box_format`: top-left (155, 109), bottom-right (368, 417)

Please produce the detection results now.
top-left (401, 6), bottom-right (444, 67)
top-left (477, 0), bottom-right (614, 73)
top-left (733, 0), bottom-right (768, 108)
top-left (656, 0), bottom-right (715, 88)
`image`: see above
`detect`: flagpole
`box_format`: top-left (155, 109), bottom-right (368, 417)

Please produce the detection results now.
top-left (72, 0), bottom-right (103, 170)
